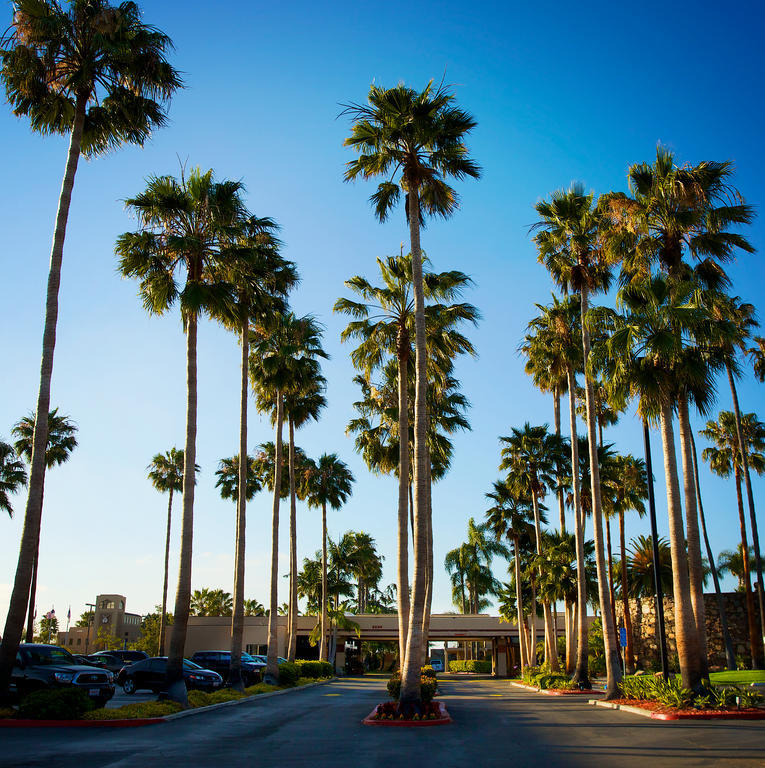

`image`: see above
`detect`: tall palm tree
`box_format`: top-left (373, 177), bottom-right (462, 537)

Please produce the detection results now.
top-left (117, 168), bottom-right (246, 702)
top-left (0, 442), bottom-right (27, 519)
top-left (591, 274), bottom-right (713, 689)
top-left (701, 411), bottom-right (765, 668)
top-left (335, 251), bottom-right (476, 661)
top-left (304, 455), bottom-right (355, 661)
top-left (210, 213), bottom-right (297, 687)
top-left (12, 409), bottom-right (77, 643)
top-left (748, 337), bottom-right (765, 383)
top-left (500, 424), bottom-right (565, 671)
top-left (190, 588), bottom-right (233, 617)
top-left (0, 1), bottom-right (180, 694)
top-left (624, 536), bottom-right (673, 598)
top-left (706, 294), bottom-right (765, 642)
top-left (148, 448), bottom-right (196, 656)
top-left (343, 80), bottom-right (479, 708)
top-left (216, 450), bottom-right (263, 688)
top-left (609, 454), bottom-right (647, 673)
top-left (718, 547), bottom-right (764, 592)
top-left (250, 313), bottom-right (327, 681)
top-left (533, 183), bottom-right (623, 697)
top-left (485, 480), bottom-right (535, 673)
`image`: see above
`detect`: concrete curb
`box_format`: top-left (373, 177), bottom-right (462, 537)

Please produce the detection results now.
top-left (589, 699), bottom-right (765, 721)
top-left (0, 678), bottom-right (337, 728)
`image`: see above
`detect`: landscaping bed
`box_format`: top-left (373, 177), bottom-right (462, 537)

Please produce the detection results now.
top-left (510, 681), bottom-right (603, 696)
top-left (591, 698), bottom-right (765, 721)
top-left (0, 676), bottom-right (334, 727)
top-left (363, 701), bottom-right (451, 726)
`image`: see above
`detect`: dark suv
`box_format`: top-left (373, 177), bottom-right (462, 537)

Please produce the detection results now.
top-left (88, 650), bottom-right (148, 675)
top-left (11, 644), bottom-right (115, 707)
top-left (190, 651), bottom-right (264, 685)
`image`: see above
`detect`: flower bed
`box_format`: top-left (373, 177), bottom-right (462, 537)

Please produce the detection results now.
top-left (363, 701), bottom-right (451, 726)
top-left (593, 698), bottom-right (765, 720)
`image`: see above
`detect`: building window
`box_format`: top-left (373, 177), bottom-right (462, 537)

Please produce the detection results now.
top-left (77, 638), bottom-right (81, 645)
top-left (69, 638), bottom-right (73, 645)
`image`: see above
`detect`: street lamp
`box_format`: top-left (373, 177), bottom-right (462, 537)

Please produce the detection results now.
top-left (84, 601), bottom-right (96, 654)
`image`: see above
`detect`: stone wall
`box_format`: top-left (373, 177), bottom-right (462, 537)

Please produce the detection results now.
top-left (615, 592), bottom-right (762, 669)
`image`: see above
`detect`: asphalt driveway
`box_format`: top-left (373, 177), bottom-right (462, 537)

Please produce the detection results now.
top-left (1, 675), bottom-right (763, 768)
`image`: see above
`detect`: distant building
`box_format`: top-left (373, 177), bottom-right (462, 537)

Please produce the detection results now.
top-left (58, 593), bottom-right (141, 652)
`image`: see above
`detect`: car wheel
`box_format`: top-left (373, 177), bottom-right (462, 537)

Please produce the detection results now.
top-left (122, 678), bottom-right (136, 695)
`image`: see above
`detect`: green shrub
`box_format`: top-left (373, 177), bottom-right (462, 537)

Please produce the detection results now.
top-left (293, 660), bottom-right (333, 679)
top-left (277, 661), bottom-right (299, 687)
top-left (187, 688), bottom-right (247, 708)
top-left (448, 659), bottom-right (491, 674)
top-left (0, 707), bottom-right (16, 719)
top-left (386, 673), bottom-right (438, 703)
top-left (420, 665), bottom-right (437, 679)
top-left (244, 682), bottom-right (281, 695)
top-left (19, 688), bottom-right (94, 720)
top-left (619, 676), bottom-right (694, 709)
top-left (535, 673), bottom-right (572, 690)
top-left (84, 701), bottom-right (182, 720)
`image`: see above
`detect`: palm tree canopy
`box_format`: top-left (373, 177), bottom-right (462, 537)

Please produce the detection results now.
top-left (215, 455), bottom-right (261, 502)
top-left (147, 447), bottom-right (195, 495)
top-left (748, 336), bottom-right (765, 383)
top-left (0, 0), bottom-right (182, 156)
top-left (342, 80), bottom-right (480, 222)
top-left (13, 408), bottom-right (77, 468)
top-left (190, 588), bottom-right (233, 617)
top-left (304, 454), bottom-right (354, 511)
top-left (701, 411), bottom-right (765, 478)
top-left (117, 168), bottom-right (248, 322)
top-left (252, 441), bottom-right (309, 499)
top-left (0, 441), bottom-right (28, 518)
top-left (500, 423), bottom-right (567, 498)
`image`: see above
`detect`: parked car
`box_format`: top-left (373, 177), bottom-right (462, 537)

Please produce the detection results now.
top-left (88, 650), bottom-right (148, 675)
top-left (117, 657), bottom-right (223, 694)
top-left (10, 644), bottom-right (115, 707)
top-left (250, 655), bottom-right (287, 665)
top-left (428, 658), bottom-right (445, 673)
top-left (190, 651), bottom-right (264, 685)
top-left (71, 654), bottom-right (108, 669)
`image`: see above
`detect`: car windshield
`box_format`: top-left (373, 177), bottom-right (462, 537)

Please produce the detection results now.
top-left (24, 646), bottom-right (76, 666)
top-left (241, 653), bottom-right (255, 662)
top-left (183, 659), bottom-right (202, 670)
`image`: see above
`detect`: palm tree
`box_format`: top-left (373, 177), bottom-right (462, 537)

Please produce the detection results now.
top-left (148, 448), bottom-right (194, 656)
top-left (706, 294), bottom-right (765, 643)
top-left (117, 168), bottom-right (246, 702)
top-left (623, 536), bottom-right (673, 598)
top-left (304, 455), bottom-right (354, 661)
top-left (12, 409), bottom-right (77, 643)
top-left (748, 337), bottom-right (765, 383)
top-left (701, 411), bottom-right (765, 668)
top-left (250, 313), bottom-right (326, 681)
top-left (500, 425), bottom-right (564, 671)
top-left (335, 251), bottom-right (477, 661)
top-left (485, 480), bottom-right (535, 672)
top-left (609, 454), bottom-right (648, 673)
top-left (0, 442), bottom-right (27, 519)
top-left (592, 274), bottom-right (714, 689)
top-left (243, 599), bottom-right (265, 616)
top-left (210, 213), bottom-right (296, 688)
top-left (0, 1), bottom-right (180, 694)
top-left (533, 183), bottom-right (623, 697)
top-left (342, 80), bottom-right (480, 708)
top-left (190, 589), bottom-right (233, 617)
top-left (718, 548), bottom-right (764, 592)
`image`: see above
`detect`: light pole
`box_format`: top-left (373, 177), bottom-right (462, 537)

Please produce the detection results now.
top-left (84, 601), bottom-right (96, 654)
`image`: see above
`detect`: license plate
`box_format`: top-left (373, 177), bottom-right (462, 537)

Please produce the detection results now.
top-left (213, 681), bottom-right (221, 687)
top-left (89, 688), bottom-right (100, 697)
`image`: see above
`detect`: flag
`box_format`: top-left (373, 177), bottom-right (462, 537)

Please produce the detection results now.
top-left (45, 609), bottom-right (55, 620)
top-left (67, 607), bottom-right (71, 621)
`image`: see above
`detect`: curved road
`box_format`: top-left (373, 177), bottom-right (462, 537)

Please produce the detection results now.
top-left (1, 676), bottom-right (763, 767)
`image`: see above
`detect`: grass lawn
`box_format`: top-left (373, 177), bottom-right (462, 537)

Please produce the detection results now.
top-left (708, 670), bottom-right (765, 686)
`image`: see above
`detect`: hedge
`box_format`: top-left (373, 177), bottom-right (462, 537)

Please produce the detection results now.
top-left (448, 659), bottom-right (491, 674)
top-left (293, 660), bottom-right (334, 679)
top-left (18, 688), bottom-right (95, 720)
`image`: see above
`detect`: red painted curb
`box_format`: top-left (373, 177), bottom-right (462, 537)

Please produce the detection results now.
top-left (0, 718), bottom-right (164, 728)
top-left (542, 689), bottom-right (605, 696)
top-left (362, 701), bottom-right (452, 727)
top-left (650, 710), bottom-right (765, 721)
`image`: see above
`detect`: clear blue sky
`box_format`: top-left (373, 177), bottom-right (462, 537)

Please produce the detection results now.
top-left (2, 0), bottom-right (764, 625)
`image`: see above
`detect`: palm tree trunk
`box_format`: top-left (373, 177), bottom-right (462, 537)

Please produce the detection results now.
top-left (287, 417), bottom-right (298, 662)
top-left (229, 317), bottom-right (249, 690)
top-left (401, 188), bottom-right (429, 708)
top-left (580, 285), bottom-right (621, 698)
top-left (528, 579), bottom-right (537, 665)
top-left (513, 536), bottom-right (526, 675)
top-left (158, 487), bottom-right (173, 656)
top-left (420, 447), bottom-right (434, 667)
top-left (677, 397), bottom-right (708, 676)
top-left (554, 390), bottom-right (566, 533)
top-left (25, 547), bottom-right (39, 643)
top-left (658, 401), bottom-right (702, 689)
top-left (567, 365), bottom-right (590, 687)
top-left (320, 501), bottom-right (328, 662)
top-left (396, 347), bottom-right (411, 667)
top-left (0, 96), bottom-right (86, 695)
top-left (167, 308), bottom-right (199, 704)
top-left (734, 466), bottom-right (764, 668)
top-left (265, 392), bottom-right (284, 683)
top-left (727, 365), bottom-right (765, 644)
top-left (619, 510), bottom-right (635, 674)
top-left (690, 431), bottom-right (736, 670)
top-left (566, 601), bottom-right (577, 675)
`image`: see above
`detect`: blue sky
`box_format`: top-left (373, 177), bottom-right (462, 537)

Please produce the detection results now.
top-left (2, 0), bottom-right (764, 626)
